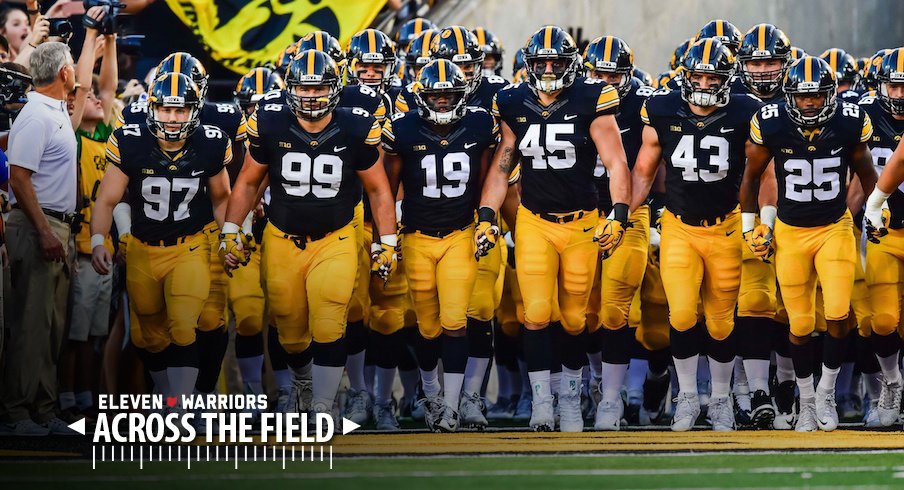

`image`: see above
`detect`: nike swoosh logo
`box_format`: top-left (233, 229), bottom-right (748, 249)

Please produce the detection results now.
top-left (726, 230), bottom-right (736, 236)
top-left (563, 114), bottom-right (578, 121)
top-left (191, 170), bottom-right (204, 176)
top-left (719, 127), bottom-right (734, 134)
top-left (831, 147), bottom-right (843, 155)
top-left (189, 245), bottom-right (200, 252)
top-left (583, 226), bottom-right (594, 232)
top-left (334, 146), bottom-right (347, 152)
top-left (464, 142), bottom-right (477, 149)
top-left (338, 236), bottom-right (349, 240)
top-left (619, 128), bottom-right (630, 134)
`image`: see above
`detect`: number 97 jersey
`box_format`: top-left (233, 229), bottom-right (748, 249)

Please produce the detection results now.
top-left (247, 103), bottom-right (382, 237)
top-left (750, 100), bottom-right (873, 227)
top-left (493, 78), bottom-right (620, 214)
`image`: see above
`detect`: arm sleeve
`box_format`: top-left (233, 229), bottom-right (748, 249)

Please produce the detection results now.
top-left (595, 84), bottom-right (620, 116)
top-left (7, 117), bottom-right (46, 172)
top-left (105, 132), bottom-right (123, 168)
top-left (749, 113), bottom-right (765, 145)
top-left (639, 99), bottom-right (651, 126)
top-left (860, 112), bottom-right (874, 143)
top-left (235, 113), bottom-right (248, 142)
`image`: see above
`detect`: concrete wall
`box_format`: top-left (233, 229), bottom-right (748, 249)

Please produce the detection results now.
top-left (435, 0), bottom-right (904, 77)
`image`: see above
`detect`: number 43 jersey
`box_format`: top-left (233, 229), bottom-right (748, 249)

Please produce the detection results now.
top-left (383, 107), bottom-right (498, 232)
top-left (642, 89), bottom-right (762, 220)
top-left (247, 104), bottom-right (382, 236)
top-left (750, 100), bottom-right (873, 227)
top-left (493, 77), bottom-right (620, 214)
top-left (106, 124), bottom-right (232, 243)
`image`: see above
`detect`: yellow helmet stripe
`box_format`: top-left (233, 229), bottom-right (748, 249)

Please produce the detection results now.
top-left (603, 36), bottom-right (614, 62)
top-left (805, 56), bottom-right (813, 82)
top-left (701, 39), bottom-right (713, 65)
top-left (757, 24), bottom-right (766, 52)
top-left (255, 69), bottom-right (263, 95)
top-left (454, 27), bottom-right (465, 54)
top-left (544, 26), bottom-right (552, 50)
top-left (315, 33), bottom-right (324, 52)
top-left (438, 59), bottom-right (447, 82)
top-left (421, 31), bottom-right (433, 58)
top-left (307, 50), bottom-right (315, 73)
top-left (170, 73), bottom-right (178, 95)
top-left (898, 48), bottom-right (904, 74)
top-left (475, 27), bottom-right (486, 46)
top-left (368, 29), bottom-right (376, 53)
top-left (830, 50), bottom-right (838, 73)
top-left (173, 53), bottom-right (182, 75)
top-left (716, 21), bottom-right (724, 38)
top-left (415, 18), bottom-right (423, 35)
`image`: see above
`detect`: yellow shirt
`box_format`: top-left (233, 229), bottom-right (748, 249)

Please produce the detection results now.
top-left (75, 123), bottom-right (115, 255)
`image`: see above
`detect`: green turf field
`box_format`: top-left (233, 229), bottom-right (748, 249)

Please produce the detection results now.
top-left (3, 452), bottom-right (904, 489)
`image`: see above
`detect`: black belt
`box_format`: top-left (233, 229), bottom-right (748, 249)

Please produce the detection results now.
top-left (138, 236), bottom-right (191, 247)
top-left (401, 224), bottom-right (470, 238)
top-left (281, 230), bottom-right (331, 250)
top-left (12, 204), bottom-right (77, 224)
top-left (676, 212), bottom-right (733, 227)
top-left (533, 210), bottom-right (592, 224)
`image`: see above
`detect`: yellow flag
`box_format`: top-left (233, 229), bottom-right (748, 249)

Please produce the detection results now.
top-left (165, 0), bottom-right (388, 74)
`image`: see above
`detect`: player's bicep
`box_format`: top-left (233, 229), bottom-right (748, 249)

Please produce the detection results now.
top-left (96, 163), bottom-right (130, 208)
top-left (633, 125), bottom-right (662, 178)
top-left (208, 167), bottom-right (232, 203)
top-left (744, 140), bottom-right (773, 178)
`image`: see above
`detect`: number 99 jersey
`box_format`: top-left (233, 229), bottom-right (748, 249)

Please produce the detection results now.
top-left (750, 100), bottom-right (873, 227)
top-left (247, 104), bottom-right (382, 237)
top-left (492, 77), bottom-right (620, 214)
top-left (105, 123), bottom-right (232, 243)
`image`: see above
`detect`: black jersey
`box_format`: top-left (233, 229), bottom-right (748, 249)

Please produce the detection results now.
top-left (258, 84), bottom-right (390, 124)
top-left (396, 75), bottom-right (508, 114)
top-left (860, 95), bottom-right (904, 228)
top-left (117, 100), bottom-right (248, 147)
top-left (839, 89), bottom-right (862, 103)
top-left (494, 78), bottom-right (620, 214)
top-left (247, 104), bottom-right (381, 236)
top-left (106, 123), bottom-right (231, 243)
top-left (383, 107), bottom-right (498, 232)
top-left (751, 100), bottom-right (874, 227)
top-left (594, 77), bottom-right (654, 212)
top-left (642, 89), bottom-right (762, 221)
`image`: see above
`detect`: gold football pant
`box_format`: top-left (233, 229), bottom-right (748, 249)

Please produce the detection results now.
top-left (496, 260), bottom-right (524, 338)
top-left (402, 227), bottom-right (478, 339)
top-left (347, 201), bottom-right (370, 325)
top-left (659, 209), bottom-right (741, 340)
top-left (850, 226), bottom-right (872, 337)
top-left (738, 217), bottom-right (777, 319)
top-left (127, 232), bottom-right (211, 353)
top-left (515, 206), bottom-right (598, 333)
top-left (261, 221), bottom-right (357, 353)
top-left (199, 222), bottom-right (228, 332)
top-left (468, 237), bottom-right (504, 321)
top-left (636, 244), bottom-right (670, 351)
top-left (866, 228), bottom-right (904, 337)
top-left (228, 247), bottom-right (265, 336)
top-left (775, 211), bottom-right (856, 338)
top-left (364, 222), bottom-right (412, 335)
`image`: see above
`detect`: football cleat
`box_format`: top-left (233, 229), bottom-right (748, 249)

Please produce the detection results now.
top-left (274, 386), bottom-right (292, 414)
top-left (671, 392), bottom-right (701, 432)
top-left (434, 404), bottom-right (459, 433)
top-left (864, 398), bottom-right (882, 428)
top-left (707, 396), bottom-right (735, 432)
top-left (815, 387), bottom-right (839, 431)
top-left (529, 395), bottom-right (555, 432)
top-left (837, 393), bottom-right (863, 420)
top-left (773, 379), bottom-right (796, 429)
top-left (877, 378), bottom-right (903, 427)
top-left (46, 417), bottom-right (79, 436)
top-left (291, 378), bottom-right (313, 414)
top-left (558, 390), bottom-right (584, 433)
top-left (513, 394), bottom-right (533, 421)
top-left (459, 392), bottom-right (489, 429)
top-left (733, 382), bottom-right (752, 428)
top-left (594, 399), bottom-right (623, 431)
top-left (795, 398), bottom-right (819, 432)
top-left (421, 396), bottom-right (445, 431)
top-left (487, 396), bottom-right (514, 420)
top-left (640, 370), bottom-right (671, 425)
top-left (344, 388), bottom-right (373, 426)
top-left (373, 401), bottom-right (400, 431)
top-left (749, 390), bottom-right (776, 430)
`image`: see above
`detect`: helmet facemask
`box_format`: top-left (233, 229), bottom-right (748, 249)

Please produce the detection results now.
top-left (526, 52), bottom-right (578, 93)
top-left (453, 55), bottom-right (484, 95)
top-left (348, 55), bottom-right (395, 92)
top-left (589, 60), bottom-right (633, 97)
top-left (286, 81), bottom-right (341, 121)
top-left (415, 84), bottom-right (468, 125)
top-left (148, 99), bottom-right (201, 142)
top-left (740, 56), bottom-right (788, 97)
top-left (879, 79), bottom-right (904, 116)
top-left (786, 88), bottom-right (837, 127)
top-left (681, 69), bottom-right (733, 107)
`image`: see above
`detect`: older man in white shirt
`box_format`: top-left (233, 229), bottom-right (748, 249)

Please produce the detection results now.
top-left (1, 42), bottom-right (78, 436)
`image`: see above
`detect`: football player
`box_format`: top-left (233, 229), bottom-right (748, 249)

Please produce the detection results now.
top-left (90, 73), bottom-right (232, 413)
top-left (582, 35), bottom-right (655, 430)
top-left (234, 67), bottom-right (285, 117)
top-left (736, 24), bottom-right (792, 102)
top-left (861, 47), bottom-right (904, 427)
top-left (631, 39), bottom-right (763, 432)
top-left (670, 38), bottom-right (694, 71)
top-left (473, 27), bottom-right (505, 78)
top-left (476, 26), bottom-right (631, 432)
top-left (395, 17), bottom-right (437, 59)
top-left (402, 29), bottom-right (440, 83)
top-left (221, 50), bottom-right (397, 420)
top-left (384, 59), bottom-right (498, 431)
top-left (740, 56), bottom-right (877, 432)
top-left (820, 48), bottom-right (862, 100)
top-left (695, 19), bottom-right (742, 56)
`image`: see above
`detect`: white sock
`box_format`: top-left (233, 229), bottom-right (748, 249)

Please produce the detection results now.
top-left (626, 359), bottom-right (647, 404)
top-left (743, 359), bottom-right (771, 394)
top-left (364, 364), bottom-right (376, 394)
top-left (167, 366), bottom-right (199, 399)
top-left (273, 369), bottom-right (293, 390)
top-left (399, 368), bottom-right (420, 398)
top-left (345, 351), bottom-right (367, 391)
top-left (877, 353), bottom-right (902, 384)
top-left (528, 370), bottom-right (551, 400)
top-left (798, 375), bottom-right (816, 400)
top-left (60, 391), bottom-right (76, 411)
top-left (311, 364), bottom-right (344, 410)
top-left (149, 370), bottom-right (169, 396)
top-left (237, 355), bottom-right (264, 394)
top-left (775, 354), bottom-right (795, 384)
top-left (420, 367), bottom-right (440, 397)
top-left (673, 355), bottom-right (699, 395)
top-left (601, 362), bottom-right (629, 402)
top-left (549, 371), bottom-right (561, 397)
top-left (836, 362), bottom-right (854, 396)
top-left (443, 372), bottom-right (465, 409)
top-left (709, 358), bottom-right (733, 399)
top-left (587, 351), bottom-right (602, 380)
top-left (463, 357), bottom-right (490, 396)
top-left (561, 367), bottom-right (582, 397)
top-left (818, 365), bottom-right (840, 392)
top-left (75, 391), bottom-right (93, 411)
top-left (374, 367), bottom-right (396, 406)
top-left (290, 361), bottom-right (313, 381)
top-left (733, 357), bottom-right (748, 386)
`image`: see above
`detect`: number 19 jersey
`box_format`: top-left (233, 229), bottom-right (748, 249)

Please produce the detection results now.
top-left (493, 78), bottom-right (620, 214)
top-left (247, 104), bottom-right (381, 236)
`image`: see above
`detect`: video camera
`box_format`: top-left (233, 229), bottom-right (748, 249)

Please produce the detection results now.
top-left (82, 0), bottom-right (125, 36)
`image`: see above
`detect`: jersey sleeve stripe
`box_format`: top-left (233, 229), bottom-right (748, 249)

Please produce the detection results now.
top-left (246, 112), bottom-right (260, 138)
top-left (640, 101), bottom-right (651, 125)
top-left (224, 139), bottom-right (234, 165)
top-left (365, 120), bottom-right (382, 145)
top-left (749, 114), bottom-right (764, 144)
top-left (860, 113), bottom-right (874, 142)
top-left (105, 134), bottom-right (122, 164)
top-left (395, 93), bottom-right (410, 113)
top-left (596, 86), bottom-right (620, 112)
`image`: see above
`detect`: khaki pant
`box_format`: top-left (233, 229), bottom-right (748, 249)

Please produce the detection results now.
top-left (2, 210), bottom-right (71, 423)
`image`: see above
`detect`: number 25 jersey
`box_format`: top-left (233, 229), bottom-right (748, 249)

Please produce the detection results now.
top-left (493, 78), bottom-right (620, 214)
top-left (750, 100), bottom-right (873, 227)
top-left (105, 124), bottom-right (232, 243)
top-left (247, 104), bottom-right (382, 236)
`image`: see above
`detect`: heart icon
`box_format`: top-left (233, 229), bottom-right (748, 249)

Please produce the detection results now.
top-left (166, 396), bottom-right (178, 408)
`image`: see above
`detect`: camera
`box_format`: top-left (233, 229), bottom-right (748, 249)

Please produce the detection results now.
top-left (82, 0), bottom-right (125, 35)
top-left (48, 19), bottom-right (73, 40)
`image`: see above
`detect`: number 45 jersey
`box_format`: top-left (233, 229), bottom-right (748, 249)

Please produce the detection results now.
top-left (493, 77), bottom-right (619, 214)
top-left (247, 104), bottom-right (382, 236)
top-left (750, 100), bottom-right (873, 227)
top-left (105, 123), bottom-right (232, 243)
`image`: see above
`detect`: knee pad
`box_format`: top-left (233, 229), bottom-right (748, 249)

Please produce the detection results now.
top-left (705, 318), bottom-right (734, 342)
top-left (871, 312), bottom-right (899, 337)
top-left (669, 309), bottom-right (699, 332)
top-left (523, 298), bottom-right (552, 328)
top-left (232, 298), bottom-right (264, 337)
top-left (738, 290), bottom-right (775, 318)
top-left (169, 320), bottom-right (197, 347)
top-left (636, 324), bottom-right (670, 352)
top-left (560, 305), bottom-right (588, 335)
top-left (467, 318), bottom-right (494, 358)
top-left (600, 304), bottom-right (629, 332)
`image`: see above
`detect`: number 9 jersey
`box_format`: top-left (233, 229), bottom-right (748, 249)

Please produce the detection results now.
top-left (492, 77), bottom-right (619, 214)
top-left (247, 104), bottom-right (382, 236)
